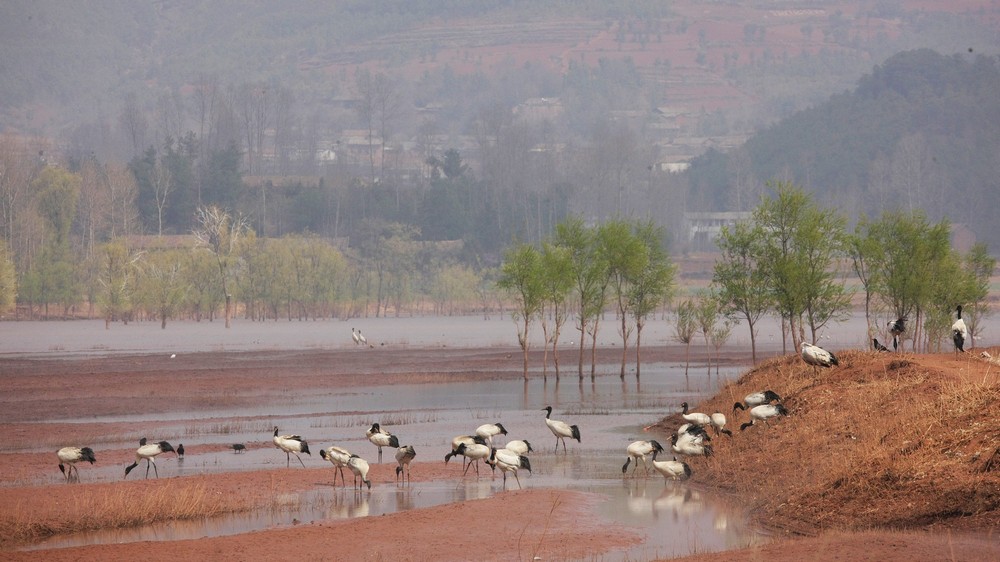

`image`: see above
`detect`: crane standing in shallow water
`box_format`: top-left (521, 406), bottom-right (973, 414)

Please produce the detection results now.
top-left (125, 438), bottom-right (176, 479)
top-left (57, 446), bottom-right (96, 482)
top-left (542, 406), bottom-right (581, 453)
top-left (272, 427), bottom-right (311, 468)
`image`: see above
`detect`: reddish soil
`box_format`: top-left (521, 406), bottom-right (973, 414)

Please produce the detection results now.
top-left (1, 345), bottom-right (997, 561)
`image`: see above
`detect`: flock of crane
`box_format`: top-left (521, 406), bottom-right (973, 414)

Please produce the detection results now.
top-left (54, 307), bottom-right (972, 491)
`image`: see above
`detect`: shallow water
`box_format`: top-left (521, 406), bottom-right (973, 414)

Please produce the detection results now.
top-left (24, 359), bottom-right (767, 559)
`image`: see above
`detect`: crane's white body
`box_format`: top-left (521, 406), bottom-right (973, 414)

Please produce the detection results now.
top-left (671, 431), bottom-right (712, 457)
top-left (366, 423), bottom-right (399, 463)
top-left (680, 402), bottom-right (712, 426)
top-left (739, 404), bottom-right (789, 431)
top-left (542, 406), bottom-right (581, 453)
top-left (475, 423), bottom-right (507, 447)
top-left (490, 447), bottom-right (531, 489)
top-left (395, 445), bottom-right (416, 484)
top-left (504, 439), bottom-right (533, 456)
top-left (273, 427), bottom-right (310, 468)
top-left (733, 390), bottom-right (782, 412)
top-left (347, 455), bottom-right (371, 490)
top-left (651, 450), bottom-right (692, 482)
top-left (801, 342), bottom-right (838, 370)
top-left (125, 440), bottom-right (175, 479)
top-left (57, 446), bottom-right (96, 482)
top-left (320, 446), bottom-right (353, 486)
top-left (952, 306), bottom-right (968, 354)
top-left (623, 440), bottom-right (664, 477)
top-left (710, 412), bottom-right (731, 436)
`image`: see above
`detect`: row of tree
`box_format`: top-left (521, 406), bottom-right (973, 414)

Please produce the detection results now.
top-left (496, 183), bottom-right (995, 381)
top-left (498, 216), bottom-right (677, 380)
top-left (711, 182), bottom-right (994, 365)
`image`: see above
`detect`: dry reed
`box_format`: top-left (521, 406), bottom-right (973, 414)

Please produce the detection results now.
top-left (660, 349), bottom-right (1000, 534)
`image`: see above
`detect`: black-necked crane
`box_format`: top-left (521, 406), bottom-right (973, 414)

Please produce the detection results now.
top-left (670, 431), bottom-right (712, 457)
top-left (650, 449), bottom-right (692, 482)
top-left (57, 446), bottom-right (96, 482)
top-left (622, 440), bottom-right (664, 477)
top-left (447, 441), bottom-right (490, 477)
top-left (351, 328), bottom-right (361, 345)
top-left (490, 447), bottom-right (531, 489)
top-left (952, 305), bottom-right (968, 355)
top-left (357, 330), bottom-right (368, 347)
top-left (320, 445), bottom-right (353, 487)
top-left (395, 445), bottom-right (416, 484)
top-left (739, 403), bottom-right (789, 431)
top-left (800, 342), bottom-right (838, 372)
top-left (542, 406), bottom-right (581, 453)
top-left (366, 423), bottom-right (400, 463)
top-left (475, 422), bottom-right (508, 447)
top-left (125, 439), bottom-right (175, 479)
top-left (177, 443), bottom-right (185, 460)
top-left (680, 402), bottom-right (712, 427)
top-left (677, 423), bottom-right (711, 442)
top-left (446, 435), bottom-right (484, 470)
top-left (888, 317), bottom-right (906, 351)
top-left (710, 412), bottom-right (732, 437)
top-left (272, 427), bottom-right (311, 468)
top-left (347, 455), bottom-right (372, 490)
top-left (504, 439), bottom-right (533, 456)
top-left (733, 390), bottom-right (782, 413)
top-left (873, 338), bottom-right (890, 352)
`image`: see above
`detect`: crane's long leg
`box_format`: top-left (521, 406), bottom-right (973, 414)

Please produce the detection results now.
top-left (294, 452), bottom-right (306, 468)
top-left (513, 471), bottom-right (522, 489)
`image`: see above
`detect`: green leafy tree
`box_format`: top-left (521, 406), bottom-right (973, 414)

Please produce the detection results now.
top-left (138, 249), bottom-right (187, 329)
top-left (627, 221), bottom-right (676, 378)
top-left (95, 239), bottom-right (143, 328)
top-left (539, 241), bottom-right (574, 379)
top-left (554, 216), bottom-right (608, 379)
top-left (194, 205), bottom-right (249, 328)
top-left (183, 248), bottom-right (223, 321)
top-left (600, 219), bottom-right (647, 379)
top-left (497, 243), bottom-right (544, 380)
top-left (961, 243), bottom-right (996, 348)
top-left (710, 319), bottom-right (734, 376)
top-left (756, 181), bottom-right (850, 349)
top-left (859, 211), bottom-right (952, 351)
top-left (694, 292), bottom-right (719, 376)
top-left (673, 299), bottom-right (698, 379)
top-left (0, 240), bottom-right (16, 315)
top-left (29, 167), bottom-right (81, 317)
top-left (713, 220), bottom-right (771, 365)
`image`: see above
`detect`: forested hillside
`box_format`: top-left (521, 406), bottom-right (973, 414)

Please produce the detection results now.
top-left (685, 49), bottom-right (1000, 247)
top-left (1, 1), bottom-right (1000, 321)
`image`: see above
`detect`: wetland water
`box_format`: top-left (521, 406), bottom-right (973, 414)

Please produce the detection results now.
top-left (11, 312), bottom-right (932, 558)
top-left (25, 359), bottom-right (765, 559)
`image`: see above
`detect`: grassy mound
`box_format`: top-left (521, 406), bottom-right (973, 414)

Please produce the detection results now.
top-left (652, 349), bottom-right (1000, 535)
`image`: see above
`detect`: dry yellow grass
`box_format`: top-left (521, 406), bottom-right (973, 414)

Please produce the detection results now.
top-left (0, 481), bottom-right (238, 545)
top-left (653, 349), bottom-right (1000, 535)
